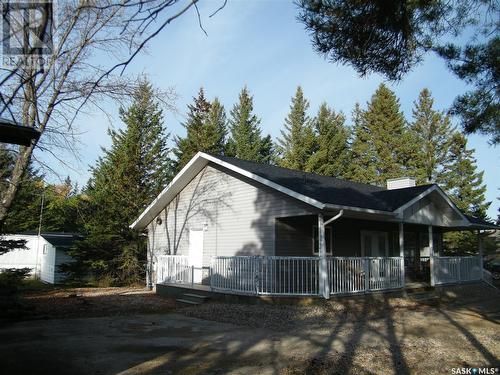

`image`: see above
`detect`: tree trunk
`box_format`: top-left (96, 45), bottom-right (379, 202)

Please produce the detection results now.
top-left (0, 143), bottom-right (35, 229)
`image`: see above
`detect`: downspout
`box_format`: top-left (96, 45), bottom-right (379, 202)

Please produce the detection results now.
top-left (324, 209), bottom-right (344, 226)
top-left (319, 210), bottom-right (344, 299)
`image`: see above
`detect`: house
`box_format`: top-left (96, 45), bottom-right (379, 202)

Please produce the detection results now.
top-left (131, 152), bottom-right (497, 299)
top-left (0, 232), bottom-right (79, 284)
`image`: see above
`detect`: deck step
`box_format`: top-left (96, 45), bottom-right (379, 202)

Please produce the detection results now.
top-left (176, 292), bottom-right (210, 305)
top-left (183, 293), bottom-right (209, 300)
top-left (176, 298), bottom-right (201, 305)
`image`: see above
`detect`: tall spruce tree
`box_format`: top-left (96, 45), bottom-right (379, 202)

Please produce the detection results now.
top-left (277, 86), bottom-right (316, 170)
top-left (173, 88), bottom-right (226, 172)
top-left (347, 103), bottom-right (377, 183)
top-left (74, 80), bottom-right (171, 283)
top-left (410, 89), bottom-right (453, 185)
top-left (349, 84), bottom-right (416, 186)
top-left (226, 87), bottom-right (274, 163)
top-left (442, 132), bottom-right (489, 218)
top-left (307, 103), bottom-right (350, 177)
top-left (441, 132), bottom-right (489, 254)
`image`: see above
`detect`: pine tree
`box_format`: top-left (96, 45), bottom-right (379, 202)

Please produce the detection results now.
top-left (173, 88), bottom-right (226, 172)
top-left (347, 103), bottom-right (377, 183)
top-left (74, 80), bottom-right (171, 283)
top-left (442, 132), bottom-right (489, 218)
top-left (410, 89), bottom-right (453, 185)
top-left (1, 145), bottom-right (45, 233)
top-left (226, 87), bottom-right (274, 163)
top-left (307, 103), bottom-right (350, 178)
top-left (348, 84), bottom-right (415, 186)
top-left (277, 86), bottom-right (316, 170)
top-left (441, 132), bottom-right (490, 254)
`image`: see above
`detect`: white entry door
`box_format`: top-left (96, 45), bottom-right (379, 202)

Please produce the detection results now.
top-left (188, 229), bottom-right (204, 283)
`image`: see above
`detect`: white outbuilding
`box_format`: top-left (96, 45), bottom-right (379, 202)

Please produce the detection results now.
top-left (0, 232), bottom-right (79, 284)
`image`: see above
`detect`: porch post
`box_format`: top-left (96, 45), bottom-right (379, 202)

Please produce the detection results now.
top-left (429, 225), bottom-right (435, 286)
top-left (399, 222), bottom-right (405, 288)
top-left (318, 214), bottom-right (330, 299)
top-left (477, 230), bottom-right (484, 280)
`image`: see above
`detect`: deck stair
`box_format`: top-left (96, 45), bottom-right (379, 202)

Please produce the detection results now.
top-left (176, 292), bottom-right (210, 305)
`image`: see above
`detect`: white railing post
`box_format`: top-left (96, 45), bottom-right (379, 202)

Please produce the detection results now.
top-left (429, 225), bottom-right (435, 286)
top-left (399, 222), bottom-right (405, 288)
top-left (477, 230), bottom-right (484, 281)
top-left (364, 258), bottom-right (370, 292)
top-left (318, 214), bottom-right (329, 299)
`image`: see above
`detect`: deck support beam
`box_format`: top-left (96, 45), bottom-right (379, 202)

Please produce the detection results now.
top-left (318, 214), bottom-right (330, 299)
top-left (429, 225), bottom-right (435, 286)
top-left (399, 222), bottom-right (405, 288)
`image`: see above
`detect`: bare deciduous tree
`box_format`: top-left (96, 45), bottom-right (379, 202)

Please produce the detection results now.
top-left (0, 0), bottom-right (225, 227)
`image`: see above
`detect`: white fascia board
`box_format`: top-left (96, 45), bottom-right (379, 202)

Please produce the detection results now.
top-left (130, 152), bottom-right (325, 230)
top-left (394, 185), bottom-right (469, 225)
top-left (323, 203), bottom-right (395, 216)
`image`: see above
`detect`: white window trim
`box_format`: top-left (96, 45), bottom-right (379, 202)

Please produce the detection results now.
top-left (312, 225), bottom-right (333, 255)
top-left (360, 230), bottom-right (389, 257)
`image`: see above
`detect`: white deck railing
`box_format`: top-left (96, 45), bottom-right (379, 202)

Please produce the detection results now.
top-left (210, 256), bottom-right (319, 295)
top-left (157, 254), bottom-right (481, 297)
top-left (434, 256), bottom-right (482, 285)
top-left (156, 255), bottom-right (191, 285)
top-left (259, 256), bottom-right (319, 295)
top-left (328, 257), bottom-right (404, 295)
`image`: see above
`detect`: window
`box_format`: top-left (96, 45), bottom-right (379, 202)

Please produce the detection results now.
top-left (42, 244), bottom-right (48, 254)
top-left (360, 231), bottom-right (388, 257)
top-left (312, 226), bottom-right (333, 255)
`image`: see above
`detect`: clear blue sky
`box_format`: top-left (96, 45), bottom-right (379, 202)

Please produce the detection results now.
top-left (38, 0), bottom-right (499, 219)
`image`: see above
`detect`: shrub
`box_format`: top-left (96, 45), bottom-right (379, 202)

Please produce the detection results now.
top-left (0, 268), bottom-right (32, 295)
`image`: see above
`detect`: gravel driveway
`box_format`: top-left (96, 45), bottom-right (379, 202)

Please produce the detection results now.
top-left (0, 284), bottom-right (498, 374)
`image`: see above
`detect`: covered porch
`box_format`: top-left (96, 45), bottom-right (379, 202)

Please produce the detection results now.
top-left (155, 211), bottom-right (487, 299)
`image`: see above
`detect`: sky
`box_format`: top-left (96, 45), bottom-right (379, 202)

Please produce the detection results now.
top-left (37, 0), bottom-right (499, 219)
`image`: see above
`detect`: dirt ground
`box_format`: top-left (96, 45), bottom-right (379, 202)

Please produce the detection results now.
top-left (16, 286), bottom-right (178, 319)
top-left (0, 284), bottom-right (498, 374)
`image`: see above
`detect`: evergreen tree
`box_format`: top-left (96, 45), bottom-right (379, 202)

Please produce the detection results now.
top-left (410, 89), bottom-right (453, 185)
top-left (73, 80), bottom-right (171, 284)
top-left (277, 86), bottom-right (316, 170)
top-left (348, 84), bottom-right (416, 186)
top-left (307, 103), bottom-right (350, 178)
top-left (226, 87), bottom-right (274, 163)
top-left (347, 103), bottom-right (377, 183)
top-left (259, 134), bottom-right (275, 164)
top-left (442, 132), bottom-right (489, 218)
top-left (441, 132), bottom-right (490, 254)
top-left (1, 145), bottom-right (45, 233)
top-left (173, 88), bottom-right (226, 172)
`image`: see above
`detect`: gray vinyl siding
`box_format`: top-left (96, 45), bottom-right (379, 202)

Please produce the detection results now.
top-left (147, 163), bottom-right (313, 267)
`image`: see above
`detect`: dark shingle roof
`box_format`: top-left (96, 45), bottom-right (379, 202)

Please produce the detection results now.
top-left (212, 155), bottom-right (433, 212)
